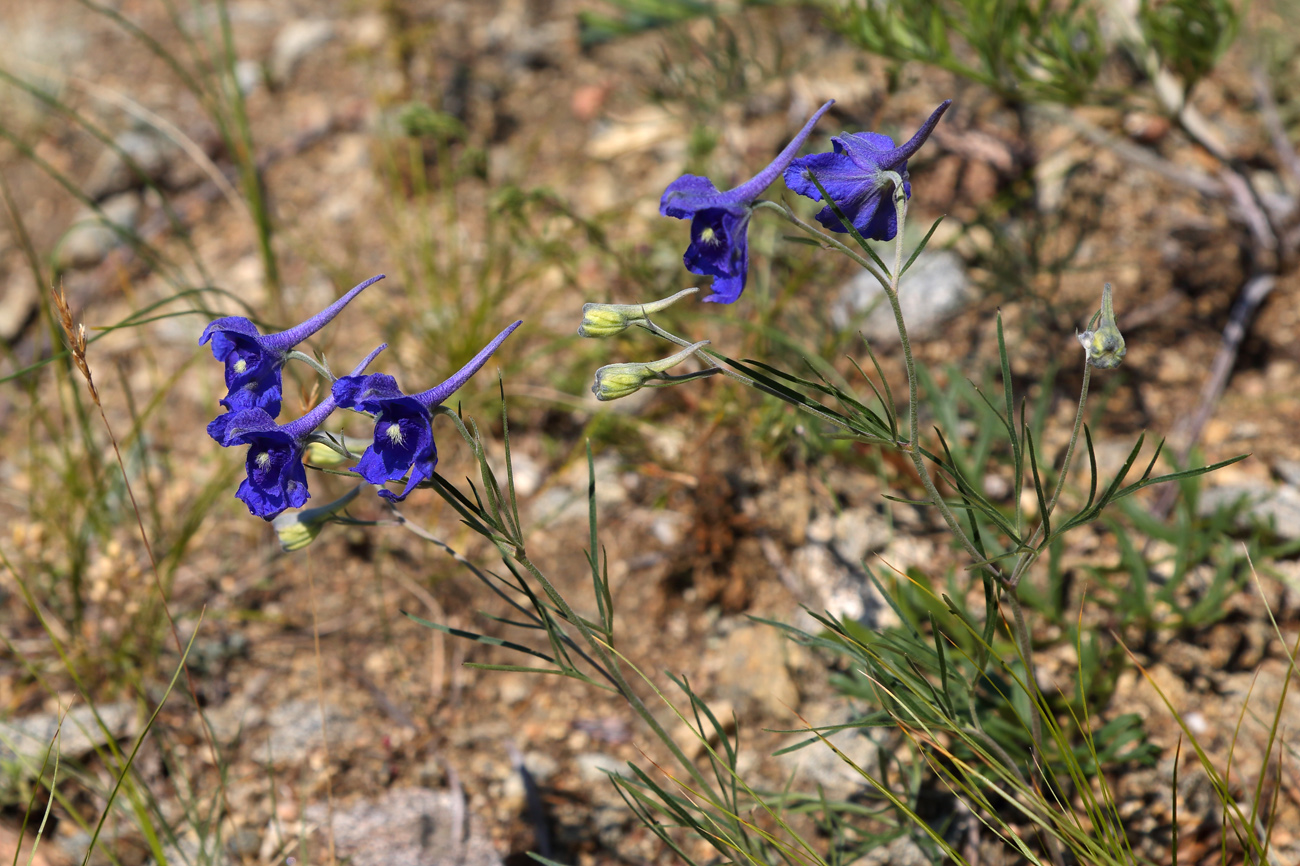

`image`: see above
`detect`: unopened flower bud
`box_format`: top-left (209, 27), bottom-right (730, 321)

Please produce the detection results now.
top-left (271, 485), bottom-right (361, 552)
top-left (1077, 283), bottom-right (1126, 370)
top-left (304, 436), bottom-right (374, 468)
top-left (578, 288), bottom-right (698, 338)
top-left (591, 341), bottom-right (711, 401)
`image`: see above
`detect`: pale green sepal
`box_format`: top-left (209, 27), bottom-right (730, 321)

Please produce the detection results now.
top-left (304, 436), bottom-right (373, 468)
top-left (578, 288), bottom-right (698, 338)
top-left (591, 341), bottom-right (710, 401)
top-left (272, 485), bottom-right (362, 552)
top-left (1076, 283), bottom-right (1126, 370)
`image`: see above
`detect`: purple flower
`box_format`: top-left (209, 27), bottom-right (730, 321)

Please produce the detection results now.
top-left (222, 344), bottom-right (386, 520)
top-left (332, 321), bottom-right (522, 502)
top-left (660, 100), bottom-right (834, 304)
top-left (201, 274), bottom-right (386, 442)
top-left (783, 101), bottom-right (950, 239)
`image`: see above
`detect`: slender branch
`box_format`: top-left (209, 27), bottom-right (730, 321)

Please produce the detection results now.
top-left (508, 549), bottom-right (713, 791)
top-left (286, 349), bottom-right (334, 381)
top-left (878, 183), bottom-right (999, 580)
top-left (1253, 65), bottom-right (1300, 193)
top-left (754, 199), bottom-right (892, 291)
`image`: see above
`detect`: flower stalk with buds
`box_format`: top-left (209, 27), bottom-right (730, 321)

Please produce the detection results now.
top-left (591, 341), bottom-right (717, 401)
top-left (578, 288), bottom-right (699, 338)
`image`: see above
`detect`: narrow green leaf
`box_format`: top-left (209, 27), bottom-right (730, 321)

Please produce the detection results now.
top-left (867, 565), bottom-right (920, 640)
top-left (804, 170), bottom-right (892, 274)
top-left (403, 611), bottom-right (557, 663)
top-left (859, 337), bottom-right (899, 441)
top-left (1025, 426), bottom-right (1050, 542)
top-left (900, 215), bottom-right (946, 277)
top-left (928, 612), bottom-right (954, 718)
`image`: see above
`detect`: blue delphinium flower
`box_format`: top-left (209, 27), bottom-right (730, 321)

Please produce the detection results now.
top-left (783, 101), bottom-right (951, 240)
top-left (332, 321), bottom-right (523, 502)
top-left (201, 274), bottom-right (386, 442)
top-left (660, 100), bottom-right (834, 304)
top-left (221, 344), bottom-right (386, 520)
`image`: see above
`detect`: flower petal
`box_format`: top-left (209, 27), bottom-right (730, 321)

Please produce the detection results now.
top-left (660, 175), bottom-right (724, 219)
top-left (200, 316), bottom-right (262, 352)
top-left (333, 372), bottom-right (405, 413)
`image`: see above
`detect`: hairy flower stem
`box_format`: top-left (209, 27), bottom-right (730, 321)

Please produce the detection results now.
top-left (879, 185), bottom-right (998, 580)
top-left (754, 200), bottom-right (891, 291)
top-left (286, 349), bottom-right (335, 381)
top-left (637, 320), bottom-right (753, 385)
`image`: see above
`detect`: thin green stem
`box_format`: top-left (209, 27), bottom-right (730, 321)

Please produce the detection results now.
top-left (636, 320), bottom-right (752, 385)
top-left (753, 200), bottom-right (891, 291)
top-left (1009, 360), bottom-right (1092, 589)
top-left (285, 350), bottom-right (334, 381)
top-left (1006, 591), bottom-right (1067, 866)
top-left (509, 549), bottom-right (713, 792)
top-left (878, 183), bottom-right (998, 580)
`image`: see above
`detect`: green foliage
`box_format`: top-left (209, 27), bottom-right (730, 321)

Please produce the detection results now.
top-left (579, 0), bottom-right (754, 46)
top-left (1139, 0), bottom-right (1239, 88)
top-left (646, 12), bottom-right (806, 115)
top-left (395, 102), bottom-right (467, 141)
top-left (831, 0), bottom-right (1106, 104)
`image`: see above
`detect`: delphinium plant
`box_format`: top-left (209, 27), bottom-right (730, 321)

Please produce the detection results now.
top-left (204, 101), bottom-right (1268, 865)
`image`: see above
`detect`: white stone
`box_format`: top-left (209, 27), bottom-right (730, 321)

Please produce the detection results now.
top-left (270, 20), bottom-right (335, 84)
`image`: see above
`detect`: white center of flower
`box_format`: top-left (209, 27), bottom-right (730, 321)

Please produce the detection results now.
top-left (255, 451), bottom-right (271, 469)
top-left (233, 359), bottom-right (247, 374)
top-left (385, 424), bottom-right (405, 445)
top-left (699, 227), bottom-right (718, 245)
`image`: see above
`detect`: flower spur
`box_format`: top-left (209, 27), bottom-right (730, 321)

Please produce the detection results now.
top-left (659, 100), bottom-right (834, 303)
top-left (201, 274), bottom-right (386, 441)
top-left (332, 321), bottom-right (523, 502)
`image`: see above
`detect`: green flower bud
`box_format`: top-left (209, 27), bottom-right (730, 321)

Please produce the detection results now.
top-left (1077, 283), bottom-right (1126, 370)
top-left (578, 288), bottom-right (698, 338)
top-left (304, 436), bottom-right (372, 468)
top-left (271, 485), bottom-right (361, 552)
top-left (591, 341), bottom-right (711, 401)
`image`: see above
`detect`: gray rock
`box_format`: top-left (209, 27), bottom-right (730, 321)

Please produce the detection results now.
top-left (576, 751), bottom-right (627, 785)
top-left (264, 699), bottom-right (360, 764)
top-left (84, 129), bottom-right (172, 200)
top-left (234, 59), bottom-right (264, 96)
top-left (790, 540), bottom-right (885, 627)
top-left (270, 20), bottom-right (335, 85)
top-left (0, 701), bottom-right (136, 767)
top-left (155, 834), bottom-right (228, 866)
top-left (832, 506), bottom-right (892, 566)
top-left (521, 750), bottom-right (559, 783)
top-left (1198, 482), bottom-right (1300, 540)
top-left (711, 624), bottom-right (800, 718)
top-left (849, 834), bottom-right (930, 866)
top-left (0, 268), bottom-right (39, 343)
top-left (55, 192), bottom-right (140, 270)
top-left (832, 250), bottom-right (973, 345)
top-left (306, 787), bottom-right (501, 866)
top-left (527, 455), bottom-right (625, 526)
top-left (774, 723), bottom-right (882, 801)
top-left (1274, 459), bottom-right (1300, 488)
